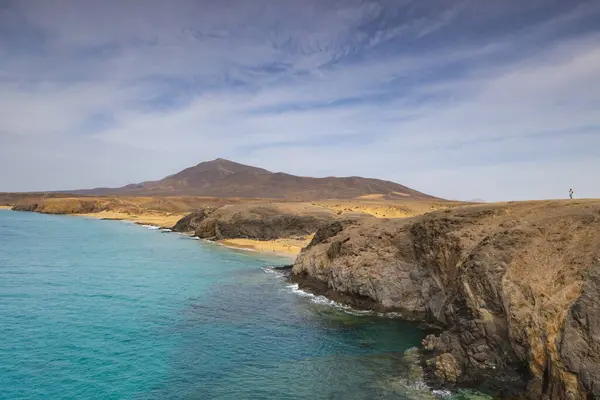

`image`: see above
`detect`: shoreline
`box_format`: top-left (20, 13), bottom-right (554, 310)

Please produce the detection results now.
top-left (217, 238), bottom-right (305, 259)
top-left (68, 211), bottom-right (184, 230)
top-left (6, 207), bottom-right (303, 259)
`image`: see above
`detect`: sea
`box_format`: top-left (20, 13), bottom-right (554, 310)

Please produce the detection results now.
top-left (0, 210), bottom-right (491, 400)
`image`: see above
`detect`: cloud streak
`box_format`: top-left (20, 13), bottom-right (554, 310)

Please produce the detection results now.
top-left (0, 0), bottom-right (599, 201)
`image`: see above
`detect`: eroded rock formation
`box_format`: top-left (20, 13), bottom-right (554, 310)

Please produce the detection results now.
top-left (174, 204), bottom-right (340, 241)
top-left (292, 200), bottom-right (600, 399)
top-left (171, 210), bottom-right (209, 232)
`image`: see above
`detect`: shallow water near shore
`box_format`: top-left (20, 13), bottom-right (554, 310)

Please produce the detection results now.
top-left (0, 210), bottom-right (490, 399)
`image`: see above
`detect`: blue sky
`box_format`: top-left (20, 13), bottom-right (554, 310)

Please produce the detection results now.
top-left (1, 0), bottom-right (599, 201)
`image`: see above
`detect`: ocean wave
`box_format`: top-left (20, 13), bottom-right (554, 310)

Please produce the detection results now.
top-left (287, 283), bottom-right (409, 318)
top-left (137, 224), bottom-right (160, 230)
top-left (284, 283), bottom-right (386, 317)
top-left (261, 266), bottom-right (283, 276)
top-left (260, 266), bottom-right (292, 278)
top-left (432, 389), bottom-right (452, 397)
top-left (160, 228), bottom-right (172, 232)
top-left (261, 268), bottom-right (405, 318)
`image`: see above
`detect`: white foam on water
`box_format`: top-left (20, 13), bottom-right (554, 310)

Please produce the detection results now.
top-left (160, 228), bottom-right (172, 232)
top-left (261, 267), bottom-right (284, 276)
top-left (265, 280), bottom-right (405, 318)
top-left (284, 283), bottom-right (374, 315)
top-left (218, 242), bottom-right (261, 254)
top-left (400, 378), bottom-right (455, 399)
top-left (137, 224), bottom-right (160, 230)
top-left (191, 236), bottom-right (200, 240)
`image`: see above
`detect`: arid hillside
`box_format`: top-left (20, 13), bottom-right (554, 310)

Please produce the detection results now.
top-left (66, 158), bottom-right (441, 201)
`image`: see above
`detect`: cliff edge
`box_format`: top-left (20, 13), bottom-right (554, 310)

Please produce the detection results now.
top-left (292, 200), bottom-right (600, 399)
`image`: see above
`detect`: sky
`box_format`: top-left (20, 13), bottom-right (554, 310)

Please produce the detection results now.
top-left (1, 0), bottom-right (599, 201)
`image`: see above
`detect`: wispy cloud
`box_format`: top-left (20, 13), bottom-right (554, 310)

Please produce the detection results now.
top-left (0, 0), bottom-right (599, 200)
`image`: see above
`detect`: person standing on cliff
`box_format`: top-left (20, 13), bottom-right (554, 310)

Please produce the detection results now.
top-left (569, 188), bottom-right (574, 199)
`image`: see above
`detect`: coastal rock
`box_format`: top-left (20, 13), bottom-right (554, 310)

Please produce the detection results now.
top-left (422, 334), bottom-right (448, 352)
top-left (559, 262), bottom-right (600, 399)
top-left (292, 200), bottom-right (600, 399)
top-left (428, 353), bottom-right (462, 383)
top-left (12, 203), bottom-right (39, 212)
top-left (306, 220), bottom-right (354, 248)
top-left (171, 210), bottom-right (208, 232)
top-left (12, 199), bottom-right (108, 214)
top-left (180, 204), bottom-right (337, 241)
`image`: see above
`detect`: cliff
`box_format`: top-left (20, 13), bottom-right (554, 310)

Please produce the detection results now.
top-left (172, 203), bottom-right (344, 241)
top-left (291, 200), bottom-right (600, 399)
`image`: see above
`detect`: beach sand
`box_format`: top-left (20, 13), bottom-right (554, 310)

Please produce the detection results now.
top-left (80, 212), bottom-right (304, 258)
top-left (0, 205), bottom-right (13, 210)
top-left (77, 211), bottom-right (185, 229)
top-left (218, 237), bottom-right (311, 259)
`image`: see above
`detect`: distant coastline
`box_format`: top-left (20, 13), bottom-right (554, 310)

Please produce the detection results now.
top-left (3, 203), bottom-right (305, 258)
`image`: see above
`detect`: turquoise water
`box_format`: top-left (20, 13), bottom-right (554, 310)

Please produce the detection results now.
top-left (0, 210), bottom-right (487, 400)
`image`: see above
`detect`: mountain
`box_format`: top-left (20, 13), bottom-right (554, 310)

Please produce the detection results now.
top-left (72, 158), bottom-right (440, 200)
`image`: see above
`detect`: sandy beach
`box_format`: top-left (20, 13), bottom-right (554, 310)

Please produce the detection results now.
top-left (78, 211), bottom-right (186, 229)
top-left (76, 211), bottom-right (305, 258)
top-left (218, 237), bottom-right (310, 259)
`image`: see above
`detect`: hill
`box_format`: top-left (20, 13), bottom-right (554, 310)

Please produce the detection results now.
top-left (70, 158), bottom-right (440, 201)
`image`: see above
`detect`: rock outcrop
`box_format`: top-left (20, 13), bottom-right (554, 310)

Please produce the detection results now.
top-left (12, 199), bottom-right (109, 214)
top-left (196, 207), bottom-right (336, 241)
top-left (171, 210), bottom-right (209, 232)
top-left (559, 263), bottom-right (600, 399)
top-left (173, 204), bottom-right (341, 241)
top-left (11, 203), bottom-right (39, 212)
top-left (292, 200), bottom-right (600, 399)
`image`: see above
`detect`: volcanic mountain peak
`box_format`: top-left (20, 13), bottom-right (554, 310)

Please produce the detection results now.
top-left (187, 158), bottom-right (271, 175)
top-left (71, 158), bottom-right (441, 201)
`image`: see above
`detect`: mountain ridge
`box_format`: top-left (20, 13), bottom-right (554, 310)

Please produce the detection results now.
top-left (70, 158), bottom-right (441, 201)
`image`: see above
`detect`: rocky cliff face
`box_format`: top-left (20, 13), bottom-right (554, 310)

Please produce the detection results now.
top-left (11, 199), bottom-right (110, 214)
top-left (292, 200), bottom-right (600, 399)
top-left (171, 210), bottom-right (209, 232)
top-left (173, 204), bottom-right (340, 241)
